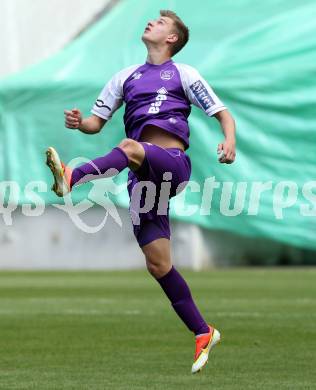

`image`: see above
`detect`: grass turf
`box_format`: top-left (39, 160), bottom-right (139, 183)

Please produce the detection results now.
top-left (0, 269), bottom-right (315, 390)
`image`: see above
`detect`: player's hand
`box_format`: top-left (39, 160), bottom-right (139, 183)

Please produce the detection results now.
top-left (217, 139), bottom-right (236, 164)
top-left (64, 108), bottom-right (82, 129)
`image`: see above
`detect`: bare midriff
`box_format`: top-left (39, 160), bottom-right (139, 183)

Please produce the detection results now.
top-left (139, 125), bottom-right (185, 151)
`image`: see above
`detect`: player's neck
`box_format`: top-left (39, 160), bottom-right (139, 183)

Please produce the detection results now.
top-left (146, 47), bottom-right (172, 65)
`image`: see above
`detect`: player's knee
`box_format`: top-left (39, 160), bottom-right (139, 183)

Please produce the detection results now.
top-left (146, 257), bottom-right (169, 279)
top-left (146, 261), bottom-right (164, 278)
top-left (146, 260), bottom-right (159, 277)
top-left (117, 138), bottom-right (144, 166)
top-left (118, 138), bottom-right (134, 149)
top-left (118, 138), bottom-right (139, 155)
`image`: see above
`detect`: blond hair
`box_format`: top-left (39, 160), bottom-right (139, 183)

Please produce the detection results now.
top-left (160, 10), bottom-right (189, 56)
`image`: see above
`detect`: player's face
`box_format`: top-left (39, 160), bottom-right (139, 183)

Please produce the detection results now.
top-left (142, 16), bottom-right (176, 47)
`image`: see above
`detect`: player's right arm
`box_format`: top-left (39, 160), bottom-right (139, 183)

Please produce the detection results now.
top-left (64, 70), bottom-right (124, 135)
top-left (64, 109), bottom-right (106, 134)
top-left (65, 65), bottom-right (140, 134)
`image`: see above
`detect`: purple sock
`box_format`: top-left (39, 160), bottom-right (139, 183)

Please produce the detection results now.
top-left (71, 147), bottom-right (129, 187)
top-left (156, 266), bottom-right (209, 335)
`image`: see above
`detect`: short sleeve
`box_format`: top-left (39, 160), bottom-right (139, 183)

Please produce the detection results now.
top-left (91, 65), bottom-right (140, 121)
top-left (175, 63), bottom-right (226, 117)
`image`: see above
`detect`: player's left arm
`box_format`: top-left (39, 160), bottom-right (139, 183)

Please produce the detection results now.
top-left (176, 63), bottom-right (237, 164)
top-left (214, 109), bottom-right (236, 164)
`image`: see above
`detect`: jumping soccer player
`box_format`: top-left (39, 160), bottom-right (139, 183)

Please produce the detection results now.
top-left (46, 10), bottom-right (236, 373)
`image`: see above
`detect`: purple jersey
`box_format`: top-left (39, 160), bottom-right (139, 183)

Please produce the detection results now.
top-left (91, 59), bottom-right (226, 149)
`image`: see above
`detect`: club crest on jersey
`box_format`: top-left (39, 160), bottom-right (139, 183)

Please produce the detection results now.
top-left (148, 87), bottom-right (168, 114)
top-left (160, 70), bottom-right (174, 80)
top-left (131, 72), bottom-right (142, 80)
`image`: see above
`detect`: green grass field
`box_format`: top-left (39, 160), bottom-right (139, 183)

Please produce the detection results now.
top-left (0, 269), bottom-right (315, 390)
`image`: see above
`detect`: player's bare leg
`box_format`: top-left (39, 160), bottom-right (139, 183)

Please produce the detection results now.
top-left (141, 238), bottom-right (220, 373)
top-left (141, 238), bottom-right (172, 278)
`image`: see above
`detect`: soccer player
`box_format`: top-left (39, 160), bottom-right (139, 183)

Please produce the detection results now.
top-left (46, 10), bottom-right (236, 373)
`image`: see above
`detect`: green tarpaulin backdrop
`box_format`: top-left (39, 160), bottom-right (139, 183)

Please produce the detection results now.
top-left (0, 0), bottom-right (315, 249)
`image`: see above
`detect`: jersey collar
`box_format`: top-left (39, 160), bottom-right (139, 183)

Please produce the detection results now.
top-left (145, 59), bottom-right (173, 67)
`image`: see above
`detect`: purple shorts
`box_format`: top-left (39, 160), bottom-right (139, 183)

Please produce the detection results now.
top-left (127, 142), bottom-right (191, 247)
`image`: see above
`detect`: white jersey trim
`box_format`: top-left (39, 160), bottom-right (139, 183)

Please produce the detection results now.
top-left (174, 63), bottom-right (226, 117)
top-left (91, 64), bottom-right (141, 121)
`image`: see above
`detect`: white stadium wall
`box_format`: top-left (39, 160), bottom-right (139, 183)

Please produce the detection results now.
top-left (0, 207), bottom-right (305, 269)
top-left (0, 0), bottom-right (113, 77)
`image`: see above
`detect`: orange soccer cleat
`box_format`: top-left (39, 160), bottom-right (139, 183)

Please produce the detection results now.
top-left (191, 325), bottom-right (221, 374)
top-left (46, 147), bottom-right (72, 197)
